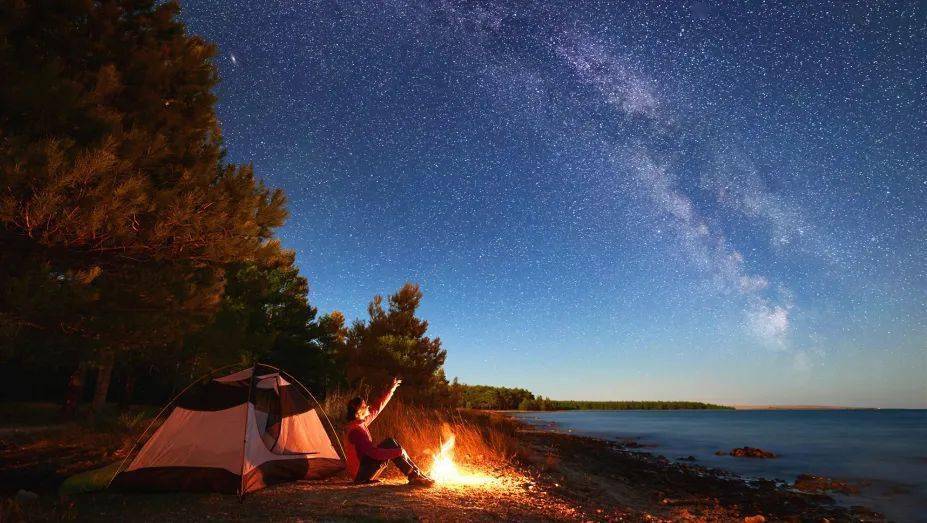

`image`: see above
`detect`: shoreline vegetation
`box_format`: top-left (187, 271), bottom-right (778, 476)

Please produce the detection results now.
top-left (526, 400), bottom-right (732, 411)
top-left (452, 384), bottom-right (732, 411)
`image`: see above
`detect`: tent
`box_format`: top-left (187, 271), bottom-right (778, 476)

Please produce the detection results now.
top-left (109, 364), bottom-right (345, 496)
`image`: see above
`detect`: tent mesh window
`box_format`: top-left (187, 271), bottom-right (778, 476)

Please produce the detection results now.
top-left (253, 381), bottom-right (283, 452)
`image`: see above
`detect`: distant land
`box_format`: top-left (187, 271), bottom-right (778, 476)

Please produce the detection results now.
top-left (731, 405), bottom-right (873, 410)
top-left (453, 384), bottom-right (733, 410)
top-left (540, 399), bottom-right (731, 410)
top-left (454, 384), bottom-right (922, 411)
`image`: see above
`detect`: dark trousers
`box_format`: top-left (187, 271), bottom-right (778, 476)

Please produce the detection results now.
top-left (354, 437), bottom-right (422, 483)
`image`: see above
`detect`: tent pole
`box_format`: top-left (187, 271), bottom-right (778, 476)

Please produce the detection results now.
top-left (106, 363), bottom-right (242, 490)
top-left (238, 362), bottom-right (258, 502)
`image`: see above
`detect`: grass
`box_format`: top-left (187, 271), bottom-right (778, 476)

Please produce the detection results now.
top-left (0, 387), bottom-right (521, 520)
top-left (0, 391), bottom-right (518, 491)
top-left (321, 390), bottom-right (519, 477)
top-left (0, 394), bottom-right (522, 520)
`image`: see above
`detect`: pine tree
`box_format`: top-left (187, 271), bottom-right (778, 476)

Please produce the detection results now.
top-left (187, 255), bottom-right (345, 394)
top-left (0, 0), bottom-right (287, 412)
top-left (343, 283), bottom-right (448, 404)
top-left (310, 311), bottom-right (349, 391)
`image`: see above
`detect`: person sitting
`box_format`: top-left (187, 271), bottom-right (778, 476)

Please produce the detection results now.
top-left (344, 378), bottom-right (435, 487)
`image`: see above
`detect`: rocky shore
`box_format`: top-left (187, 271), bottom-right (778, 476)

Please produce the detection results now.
top-left (514, 426), bottom-right (885, 522)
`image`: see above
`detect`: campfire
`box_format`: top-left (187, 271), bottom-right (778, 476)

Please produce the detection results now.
top-left (429, 433), bottom-right (496, 487)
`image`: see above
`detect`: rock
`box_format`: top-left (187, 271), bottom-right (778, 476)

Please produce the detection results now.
top-left (793, 474), bottom-right (861, 495)
top-left (678, 455), bottom-right (697, 461)
top-left (618, 438), bottom-right (656, 449)
top-left (884, 484), bottom-right (911, 496)
top-left (719, 447), bottom-right (777, 458)
top-left (731, 447), bottom-right (776, 458)
top-left (14, 489), bottom-right (39, 503)
top-left (850, 505), bottom-right (883, 519)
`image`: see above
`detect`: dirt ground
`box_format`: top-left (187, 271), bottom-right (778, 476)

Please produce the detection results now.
top-left (64, 473), bottom-right (582, 522)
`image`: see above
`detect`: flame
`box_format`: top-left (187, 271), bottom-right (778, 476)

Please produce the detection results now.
top-left (429, 433), bottom-right (496, 487)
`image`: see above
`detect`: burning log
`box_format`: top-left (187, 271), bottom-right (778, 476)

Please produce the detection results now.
top-left (429, 433), bottom-right (497, 487)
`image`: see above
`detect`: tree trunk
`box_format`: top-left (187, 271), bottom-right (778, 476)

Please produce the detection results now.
top-left (119, 369), bottom-right (135, 409)
top-left (91, 350), bottom-right (115, 414)
top-left (61, 363), bottom-right (86, 418)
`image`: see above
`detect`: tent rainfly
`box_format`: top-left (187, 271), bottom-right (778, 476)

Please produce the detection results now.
top-left (110, 364), bottom-right (345, 496)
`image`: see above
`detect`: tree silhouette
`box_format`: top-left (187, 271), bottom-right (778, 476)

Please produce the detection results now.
top-left (342, 283), bottom-right (448, 404)
top-left (0, 0), bottom-right (287, 412)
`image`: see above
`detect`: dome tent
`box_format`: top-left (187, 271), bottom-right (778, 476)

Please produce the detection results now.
top-left (110, 364), bottom-right (345, 496)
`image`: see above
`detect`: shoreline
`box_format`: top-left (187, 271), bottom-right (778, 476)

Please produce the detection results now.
top-left (507, 416), bottom-right (884, 522)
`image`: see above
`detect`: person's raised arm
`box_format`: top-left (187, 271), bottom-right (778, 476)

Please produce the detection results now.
top-left (365, 377), bottom-right (401, 426)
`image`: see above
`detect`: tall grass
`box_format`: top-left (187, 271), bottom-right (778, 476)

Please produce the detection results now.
top-left (0, 390), bottom-right (520, 498)
top-left (322, 390), bottom-right (519, 476)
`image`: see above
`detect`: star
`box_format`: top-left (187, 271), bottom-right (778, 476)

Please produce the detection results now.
top-left (177, 0), bottom-right (925, 408)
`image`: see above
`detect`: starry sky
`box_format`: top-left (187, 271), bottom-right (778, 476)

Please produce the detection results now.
top-left (180, 1), bottom-right (926, 407)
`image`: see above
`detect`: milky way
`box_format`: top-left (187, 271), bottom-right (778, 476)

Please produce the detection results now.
top-left (181, 1), bottom-right (926, 406)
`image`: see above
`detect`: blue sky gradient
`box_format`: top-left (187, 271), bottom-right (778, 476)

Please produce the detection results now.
top-left (181, 1), bottom-right (926, 407)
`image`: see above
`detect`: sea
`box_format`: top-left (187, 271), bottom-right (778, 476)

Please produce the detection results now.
top-left (512, 409), bottom-right (927, 522)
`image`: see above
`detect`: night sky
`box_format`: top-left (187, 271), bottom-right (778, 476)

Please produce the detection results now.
top-left (180, 1), bottom-right (926, 407)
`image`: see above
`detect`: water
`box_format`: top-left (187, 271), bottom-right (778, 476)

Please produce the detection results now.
top-left (512, 410), bottom-right (927, 522)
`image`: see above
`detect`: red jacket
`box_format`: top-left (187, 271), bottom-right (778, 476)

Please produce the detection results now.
top-left (344, 387), bottom-right (402, 479)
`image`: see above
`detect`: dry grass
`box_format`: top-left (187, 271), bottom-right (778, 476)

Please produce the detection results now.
top-left (0, 392), bottom-right (524, 521)
top-left (1, 391), bottom-right (520, 490)
top-left (321, 391), bottom-right (519, 477)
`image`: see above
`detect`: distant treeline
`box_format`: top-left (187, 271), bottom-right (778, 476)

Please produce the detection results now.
top-left (450, 383), bottom-right (731, 411)
top-left (450, 383), bottom-right (535, 410)
top-left (539, 400), bottom-right (732, 411)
